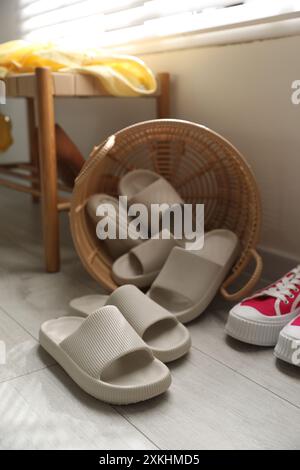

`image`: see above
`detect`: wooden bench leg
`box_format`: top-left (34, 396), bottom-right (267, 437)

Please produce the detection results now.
top-left (35, 67), bottom-right (60, 272)
top-left (156, 73), bottom-right (170, 118)
top-left (26, 98), bottom-right (39, 202)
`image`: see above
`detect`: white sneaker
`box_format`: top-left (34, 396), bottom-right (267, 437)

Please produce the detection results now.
top-left (274, 314), bottom-right (300, 366)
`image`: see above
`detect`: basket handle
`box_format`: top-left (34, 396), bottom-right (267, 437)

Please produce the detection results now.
top-left (75, 135), bottom-right (116, 186)
top-left (220, 248), bottom-right (263, 302)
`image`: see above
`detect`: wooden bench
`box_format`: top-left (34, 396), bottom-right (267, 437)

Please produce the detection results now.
top-left (1, 68), bottom-right (170, 272)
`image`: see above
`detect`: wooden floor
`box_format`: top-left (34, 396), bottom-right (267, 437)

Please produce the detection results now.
top-left (0, 186), bottom-right (299, 450)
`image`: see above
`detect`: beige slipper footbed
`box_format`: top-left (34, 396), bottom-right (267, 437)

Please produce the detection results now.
top-left (112, 169), bottom-right (189, 288)
top-left (87, 170), bottom-right (182, 267)
top-left (148, 229), bottom-right (240, 324)
top-left (112, 232), bottom-right (181, 288)
top-left (70, 285), bottom-right (191, 363)
top-left (86, 194), bottom-right (141, 259)
top-left (39, 305), bottom-right (171, 405)
top-left (119, 169), bottom-right (183, 222)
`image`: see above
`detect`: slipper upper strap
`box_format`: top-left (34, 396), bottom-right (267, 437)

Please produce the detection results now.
top-left (87, 194), bottom-right (140, 257)
top-left (87, 194), bottom-right (119, 223)
top-left (60, 306), bottom-right (150, 379)
top-left (129, 234), bottom-right (179, 274)
top-left (150, 247), bottom-right (222, 304)
top-left (105, 285), bottom-right (176, 338)
top-left (129, 178), bottom-right (183, 207)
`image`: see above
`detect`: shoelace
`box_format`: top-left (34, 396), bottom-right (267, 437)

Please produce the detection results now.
top-left (261, 265), bottom-right (300, 304)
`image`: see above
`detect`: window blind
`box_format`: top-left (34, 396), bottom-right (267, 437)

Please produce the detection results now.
top-left (19, 0), bottom-right (300, 51)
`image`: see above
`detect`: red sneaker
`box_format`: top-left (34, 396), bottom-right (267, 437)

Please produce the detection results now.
top-left (226, 266), bottom-right (300, 346)
top-left (274, 314), bottom-right (300, 365)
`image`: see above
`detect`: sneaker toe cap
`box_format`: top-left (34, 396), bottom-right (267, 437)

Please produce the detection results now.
top-left (230, 304), bottom-right (271, 322)
top-left (281, 324), bottom-right (300, 340)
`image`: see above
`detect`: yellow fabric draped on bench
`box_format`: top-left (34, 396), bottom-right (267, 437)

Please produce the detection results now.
top-left (0, 40), bottom-right (157, 97)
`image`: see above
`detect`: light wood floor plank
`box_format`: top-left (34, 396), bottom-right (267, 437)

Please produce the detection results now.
top-left (120, 348), bottom-right (300, 450)
top-left (188, 291), bottom-right (300, 408)
top-left (0, 366), bottom-right (156, 450)
top-left (0, 307), bottom-right (54, 383)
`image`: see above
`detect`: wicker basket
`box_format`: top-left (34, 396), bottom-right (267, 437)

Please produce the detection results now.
top-left (70, 119), bottom-right (262, 301)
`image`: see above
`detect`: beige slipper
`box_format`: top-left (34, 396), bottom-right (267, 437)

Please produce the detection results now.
top-left (39, 305), bottom-right (171, 404)
top-left (119, 169), bottom-right (183, 222)
top-left (148, 230), bottom-right (240, 323)
top-left (70, 285), bottom-right (191, 363)
top-left (86, 194), bottom-right (141, 259)
top-left (112, 230), bottom-right (181, 288)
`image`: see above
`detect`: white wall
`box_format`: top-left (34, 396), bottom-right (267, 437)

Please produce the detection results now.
top-left (141, 37), bottom-right (300, 261)
top-left (1, 0), bottom-right (300, 260)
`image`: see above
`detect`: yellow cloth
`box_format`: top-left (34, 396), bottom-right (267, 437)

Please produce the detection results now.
top-left (0, 40), bottom-right (157, 97)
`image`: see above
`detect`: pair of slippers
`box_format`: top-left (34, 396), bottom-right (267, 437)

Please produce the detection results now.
top-left (74, 229), bottom-right (239, 324)
top-left (40, 285), bottom-right (191, 405)
top-left (87, 168), bottom-right (183, 262)
top-left (87, 170), bottom-right (240, 323)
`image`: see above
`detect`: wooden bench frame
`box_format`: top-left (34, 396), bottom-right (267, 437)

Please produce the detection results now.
top-left (1, 67), bottom-right (170, 272)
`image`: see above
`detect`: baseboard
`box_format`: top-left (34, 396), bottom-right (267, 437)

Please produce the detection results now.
top-left (251, 245), bottom-right (300, 282)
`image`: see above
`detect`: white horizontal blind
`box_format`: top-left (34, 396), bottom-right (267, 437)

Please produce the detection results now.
top-left (19, 0), bottom-right (300, 51)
